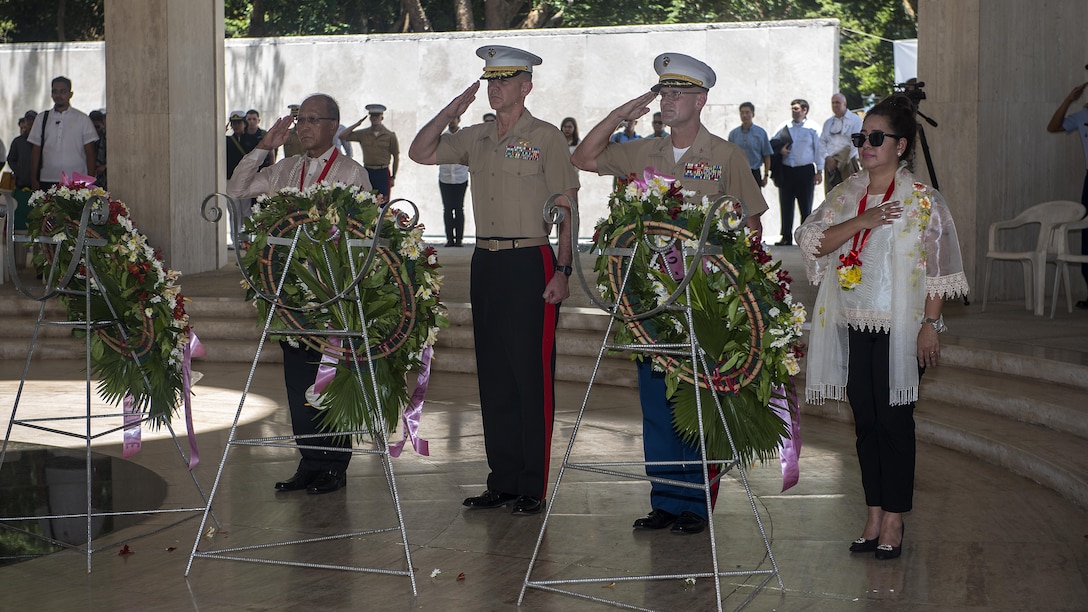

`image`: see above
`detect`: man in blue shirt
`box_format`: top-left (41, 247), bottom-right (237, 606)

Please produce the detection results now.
top-left (727, 101), bottom-right (772, 189)
top-left (1047, 80), bottom-right (1088, 308)
top-left (772, 98), bottom-right (822, 246)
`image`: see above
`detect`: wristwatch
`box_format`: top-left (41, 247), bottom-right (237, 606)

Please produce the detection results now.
top-left (922, 316), bottom-right (946, 334)
top-left (555, 265), bottom-right (573, 277)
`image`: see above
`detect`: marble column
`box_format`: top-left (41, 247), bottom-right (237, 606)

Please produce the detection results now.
top-left (104, 0), bottom-right (225, 274)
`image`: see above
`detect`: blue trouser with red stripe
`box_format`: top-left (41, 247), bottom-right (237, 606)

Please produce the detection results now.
top-left (637, 360), bottom-right (719, 519)
top-left (470, 244), bottom-right (558, 499)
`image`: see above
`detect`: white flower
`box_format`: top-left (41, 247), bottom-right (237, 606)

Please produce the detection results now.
top-left (784, 352), bottom-right (801, 376)
top-left (430, 568), bottom-right (441, 578)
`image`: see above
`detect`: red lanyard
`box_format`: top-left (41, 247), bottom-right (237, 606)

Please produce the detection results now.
top-left (299, 148), bottom-right (339, 189)
top-left (842, 180), bottom-right (895, 267)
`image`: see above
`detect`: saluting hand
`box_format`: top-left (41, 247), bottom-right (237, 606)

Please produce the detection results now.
top-left (614, 91), bottom-right (658, 122)
top-left (260, 115), bottom-right (295, 151)
top-left (444, 82), bottom-right (480, 121)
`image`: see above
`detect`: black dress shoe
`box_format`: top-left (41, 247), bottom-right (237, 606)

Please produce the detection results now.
top-left (775, 238), bottom-right (793, 246)
top-left (632, 509), bottom-right (677, 530)
top-left (462, 490), bottom-right (517, 509)
top-left (511, 496), bottom-right (544, 515)
top-left (849, 536), bottom-right (879, 553)
top-left (670, 511), bottom-right (707, 535)
top-left (1076, 300), bottom-right (1088, 310)
top-left (274, 469), bottom-right (319, 491)
top-left (307, 470), bottom-right (347, 494)
top-left (445, 240), bottom-right (455, 247)
top-left (875, 524), bottom-right (905, 560)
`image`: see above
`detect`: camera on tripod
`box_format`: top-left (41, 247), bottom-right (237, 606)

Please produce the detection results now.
top-left (894, 80), bottom-right (927, 105)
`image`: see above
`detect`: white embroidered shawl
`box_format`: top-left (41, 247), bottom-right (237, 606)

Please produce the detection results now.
top-left (796, 165), bottom-right (970, 406)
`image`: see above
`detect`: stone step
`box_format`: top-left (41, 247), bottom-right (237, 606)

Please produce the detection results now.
top-left (799, 389), bottom-right (1088, 510)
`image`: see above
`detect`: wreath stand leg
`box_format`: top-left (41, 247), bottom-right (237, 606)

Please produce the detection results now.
top-left (0, 230), bottom-right (218, 573)
top-left (184, 205), bottom-right (418, 596)
top-left (519, 207), bottom-right (784, 611)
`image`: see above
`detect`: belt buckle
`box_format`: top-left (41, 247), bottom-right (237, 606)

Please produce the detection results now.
top-left (487, 239), bottom-right (500, 252)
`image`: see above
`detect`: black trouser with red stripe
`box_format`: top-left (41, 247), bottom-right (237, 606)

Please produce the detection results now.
top-left (470, 244), bottom-right (559, 500)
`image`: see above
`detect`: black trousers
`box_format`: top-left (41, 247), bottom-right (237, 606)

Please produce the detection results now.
top-left (367, 167), bottom-right (391, 202)
top-left (846, 329), bottom-right (917, 513)
top-left (281, 342), bottom-right (351, 472)
top-left (777, 163), bottom-right (816, 243)
top-left (469, 244), bottom-right (559, 499)
top-left (439, 180), bottom-right (467, 244)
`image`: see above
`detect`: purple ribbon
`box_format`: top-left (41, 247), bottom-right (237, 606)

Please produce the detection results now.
top-left (771, 381), bottom-right (802, 492)
top-left (313, 338), bottom-right (341, 395)
top-left (182, 332), bottom-right (205, 470)
top-left (389, 345), bottom-right (432, 458)
top-left (122, 394), bottom-right (141, 459)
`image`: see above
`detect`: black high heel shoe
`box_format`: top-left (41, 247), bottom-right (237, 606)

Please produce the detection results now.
top-left (875, 524), bottom-right (905, 560)
top-left (849, 536), bottom-right (879, 553)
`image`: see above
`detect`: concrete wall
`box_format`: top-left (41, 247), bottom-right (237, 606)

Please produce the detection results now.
top-left (1, 20), bottom-right (838, 271)
top-left (918, 0), bottom-right (1088, 302)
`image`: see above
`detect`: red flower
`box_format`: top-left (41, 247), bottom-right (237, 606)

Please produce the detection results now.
top-left (668, 206), bottom-right (682, 219)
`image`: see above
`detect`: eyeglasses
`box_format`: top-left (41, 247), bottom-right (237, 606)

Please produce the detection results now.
top-left (658, 90), bottom-right (701, 101)
top-left (295, 116), bottom-right (337, 126)
top-left (851, 131), bottom-right (901, 147)
top-left (652, 121), bottom-right (663, 125)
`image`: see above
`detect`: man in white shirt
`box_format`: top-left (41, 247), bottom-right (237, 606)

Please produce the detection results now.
top-left (28, 76), bottom-right (99, 191)
top-left (228, 93), bottom-right (372, 496)
top-left (818, 92), bottom-right (863, 193)
top-left (438, 116), bottom-right (469, 246)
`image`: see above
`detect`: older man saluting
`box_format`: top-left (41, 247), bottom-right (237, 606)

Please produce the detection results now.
top-left (228, 93), bottom-right (372, 496)
top-left (410, 45), bottom-right (579, 516)
top-left (572, 52), bottom-right (768, 535)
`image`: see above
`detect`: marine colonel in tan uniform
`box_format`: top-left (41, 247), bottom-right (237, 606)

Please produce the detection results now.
top-left (571, 52), bottom-right (768, 535)
top-left (341, 103), bottom-right (399, 201)
top-left (409, 45), bottom-right (579, 516)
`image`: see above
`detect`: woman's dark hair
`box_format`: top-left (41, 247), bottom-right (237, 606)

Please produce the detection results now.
top-left (561, 117), bottom-right (579, 146)
top-left (865, 93), bottom-right (918, 162)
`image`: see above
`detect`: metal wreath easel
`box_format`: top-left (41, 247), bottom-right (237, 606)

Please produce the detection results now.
top-left (184, 193), bottom-right (418, 595)
top-left (519, 195), bottom-right (783, 611)
top-left (0, 193), bottom-right (216, 573)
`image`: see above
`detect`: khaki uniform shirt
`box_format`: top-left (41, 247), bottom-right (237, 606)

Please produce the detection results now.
top-left (345, 125), bottom-right (399, 170)
top-left (596, 124), bottom-right (768, 217)
top-left (227, 146), bottom-right (372, 198)
top-left (436, 109), bottom-right (579, 238)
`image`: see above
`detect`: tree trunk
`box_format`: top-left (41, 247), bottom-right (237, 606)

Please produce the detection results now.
top-left (56, 0), bottom-right (67, 41)
top-left (454, 0), bottom-right (474, 31)
top-left (249, 0), bottom-right (266, 37)
top-left (402, 0), bottom-right (433, 32)
top-left (484, 0), bottom-right (524, 30)
top-left (518, 2), bottom-right (553, 29)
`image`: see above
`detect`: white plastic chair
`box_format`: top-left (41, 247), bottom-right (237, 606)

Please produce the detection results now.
top-left (1049, 216), bottom-right (1088, 317)
top-left (981, 200), bottom-right (1085, 316)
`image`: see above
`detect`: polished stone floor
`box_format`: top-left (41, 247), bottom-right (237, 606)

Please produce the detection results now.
top-left (3, 244), bottom-right (1088, 610)
top-left (1, 356), bottom-right (1087, 611)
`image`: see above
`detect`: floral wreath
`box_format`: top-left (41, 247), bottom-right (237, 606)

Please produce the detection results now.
top-left (592, 170), bottom-right (806, 464)
top-left (26, 180), bottom-right (191, 426)
top-left (238, 183), bottom-right (446, 439)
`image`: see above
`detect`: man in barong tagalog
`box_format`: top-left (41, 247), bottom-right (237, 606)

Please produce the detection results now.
top-left (571, 52), bottom-right (768, 534)
top-left (228, 93), bottom-right (372, 495)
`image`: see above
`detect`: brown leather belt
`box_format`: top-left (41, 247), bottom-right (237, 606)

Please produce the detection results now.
top-left (476, 237), bottom-right (551, 251)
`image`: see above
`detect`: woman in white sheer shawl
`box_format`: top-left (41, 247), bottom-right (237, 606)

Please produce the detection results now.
top-left (795, 94), bottom-right (969, 560)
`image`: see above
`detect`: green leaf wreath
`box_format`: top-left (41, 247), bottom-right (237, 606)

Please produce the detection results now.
top-left (592, 172), bottom-right (806, 464)
top-left (238, 183), bottom-right (446, 438)
top-left (26, 183), bottom-right (191, 426)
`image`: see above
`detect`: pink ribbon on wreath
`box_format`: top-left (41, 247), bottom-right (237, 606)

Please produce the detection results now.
top-left (182, 332), bottom-right (205, 470)
top-left (631, 166), bottom-right (676, 190)
top-left (122, 394), bottom-right (141, 459)
top-left (312, 338), bottom-right (341, 395)
top-left (771, 381), bottom-right (802, 492)
top-left (59, 171), bottom-right (97, 188)
top-left (388, 345), bottom-right (432, 458)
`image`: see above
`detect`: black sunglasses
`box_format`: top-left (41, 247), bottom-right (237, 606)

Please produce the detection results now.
top-left (851, 131), bottom-right (901, 147)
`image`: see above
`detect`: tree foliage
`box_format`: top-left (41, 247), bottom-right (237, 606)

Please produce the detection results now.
top-left (1, 0), bottom-right (916, 106)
